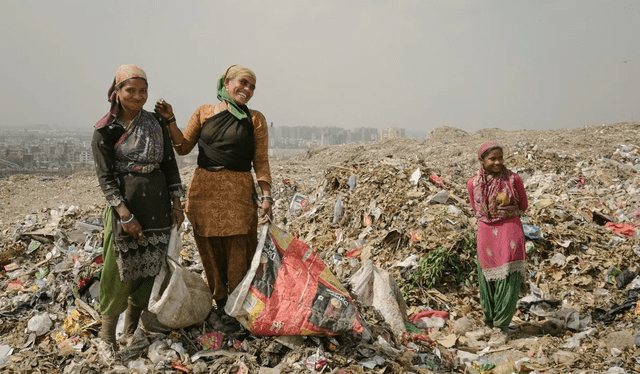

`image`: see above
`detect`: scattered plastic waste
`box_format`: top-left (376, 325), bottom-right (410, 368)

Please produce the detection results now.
top-left (333, 192), bottom-right (343, 224)
top-left (409, 168), bottom-right (421, 186)
top-left (549, 253), bottom-right (567, 267)
top-left (347, 174), bottom-right (357, 191)
top-left (2, 129), bottom-right (640, 372)
top-left (288, 193), bottom-right (312, 218)
top-left (196, 332), bottom-right (224, 351)
top-left (0, 345), bottom-right (13, 367)
top-left (428, 190), bottom-right (450, 204)
top-left (26, 240), bottom-right (41, 254)
top-left (27, 313), bottom-right (53, 336)
top-left (605, 222), bottom-right (635, 236)
top-left (522, 224), bottom-right (542, 239)
top-left (127, 358), bottom-right (150, 373)
top-left (359, 355), bottom-right (386, 369)
top-left (392, 254), bottom-right (419, 269)
top-left (429, 174), bottom-right (447, 189)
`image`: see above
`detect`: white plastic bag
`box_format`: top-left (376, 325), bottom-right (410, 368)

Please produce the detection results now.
top-left (147, 227), bottom-right (212, 329)
top-left (349, 260), bottom-right (407, 336)
top-left (27, 313), bottom-right (52, 336)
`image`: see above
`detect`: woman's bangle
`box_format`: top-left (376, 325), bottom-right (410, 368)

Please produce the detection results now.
top-left (166, 115), bottom-right (176, 123)
top-left (262, 196), bottom-right (274, 203)
top-left (120, 214), bottom-right (135, 225)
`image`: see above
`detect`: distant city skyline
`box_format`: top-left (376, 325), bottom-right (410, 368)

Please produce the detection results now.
top-left (0, 121), bottom-right (424, 175)
top-left (3, 123), bottom-right (427, 140)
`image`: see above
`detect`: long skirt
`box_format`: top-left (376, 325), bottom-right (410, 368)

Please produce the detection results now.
top-left (99, 205), bottom-right (155, 316)
top-left (99, 168), bottom-right (173, 315)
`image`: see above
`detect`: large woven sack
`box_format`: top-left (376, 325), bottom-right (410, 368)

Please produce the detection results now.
top-left (226, 224), bottom-right (366, 336)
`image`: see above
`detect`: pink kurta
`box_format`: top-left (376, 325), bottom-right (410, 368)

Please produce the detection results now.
top-left (467, 172), bottom-right (528, 281)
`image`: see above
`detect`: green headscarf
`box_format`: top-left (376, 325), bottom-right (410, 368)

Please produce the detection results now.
top-left (216, 65), bottom-right (256, 120)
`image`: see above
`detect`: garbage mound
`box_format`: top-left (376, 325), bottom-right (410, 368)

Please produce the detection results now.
top-left (427, 126), bottom-right (470, 143)
top-left (1, 122), bottom-right (640, 373)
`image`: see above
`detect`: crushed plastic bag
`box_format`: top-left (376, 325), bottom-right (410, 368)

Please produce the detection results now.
top-left (147, 227), bottom-right (212, 329)
top-left (27, 313), bottom-right (53, 336)
top-left (523, 224), bottom-right (542, 239)
top-left (349, 259), bottom-right (408, 336)
top-left (226, 224), bottom-right (366, 336)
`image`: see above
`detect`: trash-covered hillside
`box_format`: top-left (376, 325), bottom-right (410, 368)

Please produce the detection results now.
top-left (1, 122), bottom-right (639, 373)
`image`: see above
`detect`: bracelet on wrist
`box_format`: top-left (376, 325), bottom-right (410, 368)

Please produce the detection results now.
top-left (172, 207), bottom-right (183, 212)
top-left (262, 196), bottom-right (274, 203)
top-left (166, 115), bottom-right (176, 123)
top-left (120, 214), bottom-right (135, 225)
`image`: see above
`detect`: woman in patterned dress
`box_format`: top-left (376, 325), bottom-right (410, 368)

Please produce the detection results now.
top-left (466, 142), bottom-right (528, 338)
top-left (92, 64), bottom-right (184, 349)
top-left (156, 65), bottom-right (272, 313)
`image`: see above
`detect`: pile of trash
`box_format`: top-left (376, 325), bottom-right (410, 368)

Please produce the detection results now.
top-left (1, 122), bottom-right (640, 373)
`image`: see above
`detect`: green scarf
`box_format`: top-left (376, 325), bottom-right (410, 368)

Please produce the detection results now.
top-left (216, 75), bottom-right (248, 120)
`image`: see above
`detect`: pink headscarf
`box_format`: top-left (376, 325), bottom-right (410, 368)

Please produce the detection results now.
top-left (478, 142), bottom-right (501, 159)
top-left (95, 65), bottom-right (147, 129)
top-left (470, 142), bottom-right (521, 223)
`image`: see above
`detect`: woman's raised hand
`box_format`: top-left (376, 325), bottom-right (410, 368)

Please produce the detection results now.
top-left (155, 98), bottom-right (174, 121)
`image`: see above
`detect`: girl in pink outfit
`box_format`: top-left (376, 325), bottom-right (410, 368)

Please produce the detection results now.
top-left (467, 142), bottom-right (528, 332)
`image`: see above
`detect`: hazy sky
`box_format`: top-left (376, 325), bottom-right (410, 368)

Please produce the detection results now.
top-left (1, 0), bottom-right (639, 134)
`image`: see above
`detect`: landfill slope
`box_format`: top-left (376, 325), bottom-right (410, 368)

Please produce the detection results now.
top-left (0, 121), bottom-right (639, 373)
